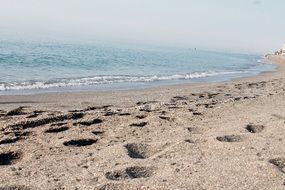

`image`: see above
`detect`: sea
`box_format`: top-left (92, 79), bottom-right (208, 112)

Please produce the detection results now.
top-left (0, 41), bottom-right (276, 95)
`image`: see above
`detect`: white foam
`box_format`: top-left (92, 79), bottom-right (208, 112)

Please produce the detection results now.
top-left (0, 71), bottom-right (246, 91)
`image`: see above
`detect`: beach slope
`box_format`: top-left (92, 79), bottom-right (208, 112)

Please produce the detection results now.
top-left (0, 55), bottom-right (285, 190)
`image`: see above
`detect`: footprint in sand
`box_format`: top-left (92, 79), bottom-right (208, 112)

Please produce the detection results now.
top-left (76, 118), bottom-right (103, 126)
top-left (0, 131), bottom-right (30, 145)
top-left (7, 112), bottom-right (84, 130)
top-left (269, 158), bottom-right (285, 173)
top-left (0, 185), bottom-right (32, 190)
top-left (125, 143), bottom-right (159, 159)
top-left (136, 115), bottom-right (147, 119)
top-left (99, 183), bottom-right (139, 190)
top-left (216, 135), bottom-right (242, 142)
top-left (26, 110), bottom-right (44, 119)
top-left (5, 106), bottom-right (28, 116)
top-left (130, 122), bottom-right (147, 127)
top-left (63, 139), bottom-right (97, 147)
top-left (105, 166), bottom-right (155, 181)
top-left (118, 113), bottom-right (131, 116)
top-left (0, 151), bottom-right (23, 165)
top-left (0, 136), bottom-right (20, 145)
top-left (45, 126), bottom-right (69, 133)
top-left (159, 116), bottom-right (171, 121)
top-left (246, 124), bottom-right (265, 133)
top-left (92, 130), bottom-right (105, 136)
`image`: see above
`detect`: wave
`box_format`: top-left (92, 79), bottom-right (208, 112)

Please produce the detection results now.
top-left (0, 71), bottom-right (246, 91)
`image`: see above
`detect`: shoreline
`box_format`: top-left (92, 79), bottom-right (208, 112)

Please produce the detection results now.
top-left (0, 55), bottom-right (283, 110)
top-left (0, 54), bottom-right (285, 190)
top-left (0, 54), bottom-right (276, 96)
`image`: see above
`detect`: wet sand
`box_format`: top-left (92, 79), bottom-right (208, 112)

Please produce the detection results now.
top-left (0, 55), bottom-right (285, 190)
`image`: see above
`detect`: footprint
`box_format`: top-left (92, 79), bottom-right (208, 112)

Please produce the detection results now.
top-left (26, 113), bottom-right (39, 119)
top-left (6, 107), bottom-right (28, 116)
top-left (0, 136), bottom-right (20, 145)
top-left (105, 170), bottom-right (129, 181)
top-left (84, 105), bottom-right (112, 111)
top-left (159, 116), bottom-right (171, 121)
top-left (192, 112), bottom-right (203, 116)
top-left (45, 126), bottom-right (69, 133)
top-left (185, 139), bottom-right (195, 144)
top-left (118, 113), bottom-right (131, 116)
top-left (171, 96), bottom-right (189, 101)
top-left (269, 158), bottom-right (285, 173)
top-left (63, 139), bottom-right (97, 147)
top-left (130, 122), bottom-right (147, 127)
top-left (92, 130), bottom-right (105, 136)
top-left (99, 183), bottom-right (141, 190)
top-left (7, 112), bottom-right (84, 130)
top-left (136, 101), bottom-right (157, 106)
top-left (0, 185), bottom-right (32, 190)
top-left (105, 166), bottom-right (154, 181)
top-left (246, 124), bottom-right (264, 133)
top-left (125, 166), bottom-right (154, 179)
top-left (77, 118), bottom-right (103, 126)
top-left (136, 115), bottom-right (147, 119)
top-left (26, 110), bottom-right (44, 119)
top-left (104, 111), bottom-right (116, 116)
top-left (0, 131), bottom-right (29, 145)
top-left (125, 143), bottom-right (157, 159)
top-left (216, 135), bottom-right (242, 142)
top-left (0, 151), bottom-right (22, 165)
top-left (186, 127), bottom-right (199, 134)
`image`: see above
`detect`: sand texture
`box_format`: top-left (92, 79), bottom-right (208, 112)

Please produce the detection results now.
top-left (0, 55), bottom-right (285, 190)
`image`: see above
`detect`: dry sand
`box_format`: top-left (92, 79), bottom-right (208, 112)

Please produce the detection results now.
top-left (0, 55), bottom-right (285, 190)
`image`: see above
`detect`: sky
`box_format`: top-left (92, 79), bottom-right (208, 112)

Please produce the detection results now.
top-left (0, 0), bottom-right (284, 53)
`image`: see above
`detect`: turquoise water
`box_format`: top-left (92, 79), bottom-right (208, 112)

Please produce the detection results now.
top-left (0, 41), bottom-right (275, 94)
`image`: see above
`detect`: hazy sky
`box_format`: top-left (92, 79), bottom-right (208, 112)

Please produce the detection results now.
top-left (0, 0), bottom-right (284, 53)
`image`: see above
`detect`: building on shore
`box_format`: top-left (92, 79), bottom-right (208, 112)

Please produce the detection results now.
top-left (274, 42), bottom-right (285, 55)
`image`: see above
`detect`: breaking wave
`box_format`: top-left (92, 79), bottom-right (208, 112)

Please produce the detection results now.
top-left (0, 71), bottom-right (245, 91)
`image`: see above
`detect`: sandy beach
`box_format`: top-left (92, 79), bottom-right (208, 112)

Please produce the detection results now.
top-left (0, 55), bottom-right (285, 190)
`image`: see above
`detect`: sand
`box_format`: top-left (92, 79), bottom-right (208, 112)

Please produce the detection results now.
top-left (0, 55), bottom-right (285, 190)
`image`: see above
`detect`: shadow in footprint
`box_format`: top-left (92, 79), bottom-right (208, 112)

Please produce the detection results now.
top-left (125, 143), bottom-right (157, 159)
top-left (216, 135), bottom-right (242, 142)
top-left (77, 118), bottom-right (103, 126)
top-left (269, 158), bottom-right (285, 173)
top-left (246, 124), bottom-right (264, 133)
top-left (119, 113), bottom-right (131, 116)
top-left (63, 139), bottom-right (97, 147)
top-left (0, 136), bottom-right (20, 145)
top-left (0, 151), bottom-right (22, 165)
top-left (92, 130), bottom-right (105, 136)
top-left (136, 115), bottom-right (147, 119)
top-left (8, 112), bottom-right (84, 130)
top-left (130, 122), bottom-right (147, 127)
top-left (185, 139), bottom-right (195, 144)
top-left (2, 130), bottom-right (28, 145)
top-left (45, 126), bottom-right (69, 133)
top-left (105, 166), bottom-right (154, 181)
top-left (126, 166), bottom-right (153, 178)
top-left (159, 116), bottom-right (171, 121)
top-left (6, 107), bottom-right (28, 116)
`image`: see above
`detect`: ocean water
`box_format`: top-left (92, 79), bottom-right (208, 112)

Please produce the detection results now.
top-left (0, 41), bottom-right (275, 94)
